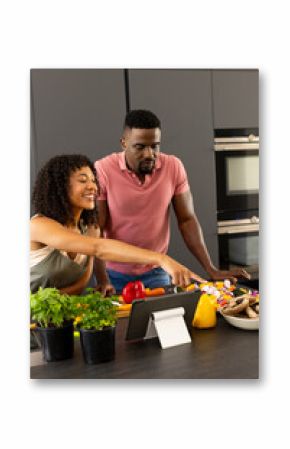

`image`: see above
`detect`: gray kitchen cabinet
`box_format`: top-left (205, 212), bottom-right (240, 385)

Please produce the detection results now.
top-left (30, 69), bottom-right (127, 199)
top-left (212, 69), bottom-right (259, 129)
top-left (128, 69), bottom-right (218, 277)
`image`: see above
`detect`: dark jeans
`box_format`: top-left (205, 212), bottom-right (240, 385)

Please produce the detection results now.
top-left (107, 267), bottom-right (171, 294)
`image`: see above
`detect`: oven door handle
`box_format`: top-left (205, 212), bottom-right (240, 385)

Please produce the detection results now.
top-left (214, 143), bottom-right (259, 151)
top-left (218, 224), bottom-right (259, 235)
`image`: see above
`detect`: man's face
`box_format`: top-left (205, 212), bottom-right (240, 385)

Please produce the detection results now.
top-left (121, 128), bottom-right (161, 175)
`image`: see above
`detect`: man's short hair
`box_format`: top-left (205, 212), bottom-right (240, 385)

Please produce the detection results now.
top-left (124, 109), bottom-right (161, 130)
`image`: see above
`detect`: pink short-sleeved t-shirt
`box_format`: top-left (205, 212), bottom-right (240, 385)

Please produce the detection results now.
top-left (95, 151), bottom-right (190, 275)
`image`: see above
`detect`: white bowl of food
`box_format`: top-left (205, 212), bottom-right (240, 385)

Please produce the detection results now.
top-left (220, 294), bottom-right (259, 331)
top-left (220, 311), bottom-right (259, 330)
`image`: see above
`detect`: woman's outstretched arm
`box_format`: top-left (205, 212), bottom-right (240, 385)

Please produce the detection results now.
top-left (31, 216), bottom-right (205, 286)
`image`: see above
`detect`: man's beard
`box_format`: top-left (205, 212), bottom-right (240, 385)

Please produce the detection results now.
top-left (138, 159), bottom-right (155, 174)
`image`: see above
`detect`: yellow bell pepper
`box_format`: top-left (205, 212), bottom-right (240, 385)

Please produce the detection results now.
top-left (192, 293), bottom-right (218, 329)
top-left (185, 283), bottom-right (196, 292)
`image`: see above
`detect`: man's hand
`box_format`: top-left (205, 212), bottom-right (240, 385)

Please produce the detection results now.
top-left (208, 267), bottom-right (251, 284)
top-left (95, 282), bottom-right (116, 297)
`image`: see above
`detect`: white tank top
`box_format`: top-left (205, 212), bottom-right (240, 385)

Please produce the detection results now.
top-left (30, 215), bottom-right (87, 268)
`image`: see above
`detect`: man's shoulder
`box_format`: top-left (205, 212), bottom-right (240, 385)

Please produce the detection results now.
top-left (160, 152), bottom-right (184, 167)
top-left (95, 152), bottom-right (120, 169)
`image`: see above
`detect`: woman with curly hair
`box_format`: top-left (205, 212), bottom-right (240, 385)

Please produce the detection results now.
top-left (30, 154), bottom-right (204, 294)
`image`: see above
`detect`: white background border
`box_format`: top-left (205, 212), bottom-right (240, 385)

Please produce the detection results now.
top-left (1, 1), bottom-right (288, 447)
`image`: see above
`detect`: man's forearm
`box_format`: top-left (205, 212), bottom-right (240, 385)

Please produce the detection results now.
top-left (179, 217), bottom-right (217, 275)
top-left (94, 257), bottom-right (110, 283)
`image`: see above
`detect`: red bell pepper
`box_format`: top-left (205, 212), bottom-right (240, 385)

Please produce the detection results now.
top-left (122, 281), bottom-right (146, 304)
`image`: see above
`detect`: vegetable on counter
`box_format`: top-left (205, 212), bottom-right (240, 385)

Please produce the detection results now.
top-left (233, 287), bottom-right (248, 297)
top-left (185, 283), bottom-right (197, 292)
top-left (118, 303), bottom-right (132, 312)
top-left (122, 281), bottom-right (146, 304)
top-left (145, 287), bottom-right (165, 297)
top-left (221, 293), bottom-right (259, 318)
top-left (192, 293), bottom-right (218, 329)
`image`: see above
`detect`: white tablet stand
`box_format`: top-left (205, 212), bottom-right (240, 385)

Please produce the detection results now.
top-left (144, 306), bottom-right (191, 349)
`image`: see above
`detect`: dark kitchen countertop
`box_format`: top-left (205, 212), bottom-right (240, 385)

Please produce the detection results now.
top-left (30, 315), bottom-right (259, 379)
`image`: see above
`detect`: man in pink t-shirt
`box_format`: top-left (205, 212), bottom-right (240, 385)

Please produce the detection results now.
top-left (95, 110), bottom-right (250, 292)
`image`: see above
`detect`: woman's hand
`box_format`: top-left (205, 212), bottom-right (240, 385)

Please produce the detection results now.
top-left (160, 255), bottom-right (206, 287)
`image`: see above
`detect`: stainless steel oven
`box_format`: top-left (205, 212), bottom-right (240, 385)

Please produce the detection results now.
top-left (214, 129), bottom-right (259, 288)
top-left (218, 216), bottom-right (259, 265)
top-left (217, 218), bottom-right (259, 289)
top-left (214, 129), bottom-right (259, 221)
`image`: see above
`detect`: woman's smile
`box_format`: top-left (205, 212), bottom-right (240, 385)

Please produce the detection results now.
top-left (69, 166), bottom-right (98, 210)
top-left (82, 193), bottom-right (96, 200)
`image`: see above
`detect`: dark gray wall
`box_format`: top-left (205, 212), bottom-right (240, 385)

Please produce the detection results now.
top-left (30, 69), bottom-right (127, 197)
top-left (212, 69), bottom-right (259, 128)
top-left (128, 69), bottom-right (218, 277)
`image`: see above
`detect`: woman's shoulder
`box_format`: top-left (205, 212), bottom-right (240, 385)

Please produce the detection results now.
top-left (30, 213), bottom-right (46, 222)
top-left (30, 214), bottom-right (58, 225)
top-left (30, 214), bottom-right (63, 239)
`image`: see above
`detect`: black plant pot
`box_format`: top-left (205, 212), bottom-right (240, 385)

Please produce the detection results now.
top-left (37, 321), bottom-right (74, 362)
top-left (80, 327), bottom-right (115, 364)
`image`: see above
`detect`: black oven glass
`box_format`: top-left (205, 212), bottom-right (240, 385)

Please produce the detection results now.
top-left (219, 231), bottom-right (259, 267)
top-left (216, 150), bottom-right (259, 215)
top-left (226, 154), bottom-right (259, 195)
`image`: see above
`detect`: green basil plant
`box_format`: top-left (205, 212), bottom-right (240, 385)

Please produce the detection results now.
top-left (71, 288), bottom-right (120, 330)
top-left (30, 287), bottom-right (74, 328)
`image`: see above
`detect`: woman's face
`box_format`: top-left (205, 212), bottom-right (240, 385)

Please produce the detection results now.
top-left (68, 166), bottom-right (98, 210)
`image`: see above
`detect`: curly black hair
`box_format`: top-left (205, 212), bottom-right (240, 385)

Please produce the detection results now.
top-left (124, 109), bottom-right (161, 130)
top-left (32, 154), bottom-right (99, 227)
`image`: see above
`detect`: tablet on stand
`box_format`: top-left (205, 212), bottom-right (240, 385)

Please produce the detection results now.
top-left (125, 290), bottom-right (201, 349)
